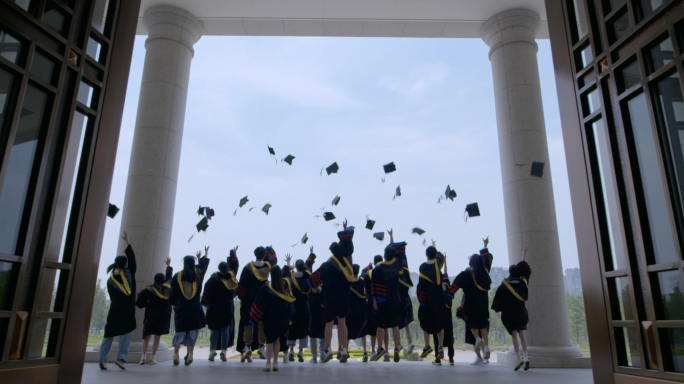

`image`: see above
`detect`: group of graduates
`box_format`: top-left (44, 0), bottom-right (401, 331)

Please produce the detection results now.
top-left (98, 224), bottom-right (533, 373)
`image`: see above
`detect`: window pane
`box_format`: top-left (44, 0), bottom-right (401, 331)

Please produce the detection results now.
top-left (0, 69), bottom-right (14, 129)
top-left (618, 59), bottom-right (641, 93)
top-left (625, 93), bottom-right (679, 264)
top-left (11, 0), bottom-right (32, 12)
top-left (605, 0), bottom-right (627, 13)
top-left (0, 86), bottom-right (48, 255)
top-left (636, 0), bottom-right (668, 21)
top-left (576, 44), bottom-right (594, 71)
top-left (0, 261), bottom-right (18, 310)
top-left (609, 10), bottom-right (632, 44)
top-left (0, 30), bottom-right (22, 64)
top-left (662, 328), bottom-right (684, 373)
top-left (27, 317), bottom-right (57, 358)
top-left (42, 2), bottom-right (67, 35)
top-left (569, 0), bottom-right (590, 42)
top-left (91, 0), bottom-right (111, 33)
top-left (76, 81), bottom-right (93, 108)
top-left (59, 112), bottom-right (88, 263)
top-left (645, 36), bottom-right (675, 74)
top-left (86, 37), bottom-right (102, 62)
top-left (30, 52), bottom-right (56, 85)
top-left (583, 88), bottom-right (601, 116)
top-left (0, 317), bottom-right (8, 361)
top-left (609, 277), bottom-right (634, 319)
top-left (591, 119), bottom-right (629, 270)
top-left (615, 326), bottom-right (642, 367)
top-left (653, 270), bottom-right (684, 320)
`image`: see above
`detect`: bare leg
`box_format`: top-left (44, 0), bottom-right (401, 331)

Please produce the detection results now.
top-left (405, 327), bottom-right (413, 344)
top-left (437, 329), bottom-right (444, 349)
top-left (337, 318), bottom-right (348, 351)
top-left (142, 335), bottom-right (150, 357)
top-left (324, 321), bottom-right (334, 350)
top-left (512, 331), bottom-right (520, 353)
top-left (376, 328), bottom-right (386, 349)
top-left (266, 343), bottom-right (273, 366)
top-left (470, 329), bottom-right (482, 358)
top-left (273, 338), bottom-right (280, 369)
top-left (480, 328), bottom-right (489, 347)
top-left (152, 335), bottom-right (160, 355)
top-left (519, 330), bottom-right (528, 351)
top-left (371, 335), bottom-right (377, 351)
top-left (391, 327), bottom-right (401, 350)
top-left (384, 329), bottom-right (389, 350)
top-left (424, 332), bottom-right (431, 348)
top-left (361, 336), bottom-right (367, 352)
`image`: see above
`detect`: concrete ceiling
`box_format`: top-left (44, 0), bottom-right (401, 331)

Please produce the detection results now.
top-left (136, 0), bottom-right (549, 39)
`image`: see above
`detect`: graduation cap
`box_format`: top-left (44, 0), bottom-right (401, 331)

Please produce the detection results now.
top-left (373, 232), bottom-right (385, 241)
top-left (383, 162), bottom-right (396, 174)
top-left (322, 162), bottom-right (339, 175)
top-left (206, 208), bottom-right (215, 220)
top-left (412, 227), bottom-right (425, 235)
top-left (531, 162), bottom-right (545, 178)
top-left (239, 196), bottom-right (249, 207)
top-left (393, 185), bottom-right (401, 200)
top-left (302, 233), bottom-right (309, 244)
top-left (332, 195), bottom-right (341, 206)
top-left (323, 212), bottom-right (335, 221)
top-left (196, 217), bottom-right (209, 232)
top-left (262, 204), bottom-right (272, 215)
top-left (283, 155), bottom-right (295, 165)
top-left (445, 185), bottom-right (457, 201)
top-left (268, 145), bottom-right (275, 156)
top-left (465, 203), bottom-right (480, 219)
top-left (366, 219), bottom-right (376, 230)
top-left (107, 203), bottom-right (120, 219)
top-left (197, 205), bottom-right (205, 216)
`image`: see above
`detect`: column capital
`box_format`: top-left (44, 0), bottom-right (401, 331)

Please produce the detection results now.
top-left (143, 5), bottom-right (203, 53)
top-left (481, 9), bottom-right (540, 59)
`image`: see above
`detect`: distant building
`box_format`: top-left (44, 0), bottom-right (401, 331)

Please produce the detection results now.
top-left (564, 268), bottom-right (583, 296)
top-left (489, 267), bottom-right (508, 288)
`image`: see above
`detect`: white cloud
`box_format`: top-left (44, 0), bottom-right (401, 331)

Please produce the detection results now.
top-left (378, 63), bottom-right (450, 96)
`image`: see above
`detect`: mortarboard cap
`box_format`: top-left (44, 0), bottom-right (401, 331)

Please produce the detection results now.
top-left (325, 162), bottom-right (339, 175)
top-left (531, 162), bottom-right (544, 178)
top-left (332, 195), bottom-right (341, 206)
top-left (323, 212), bottom-right (335, 221)
top-left (239, 196), bottom-right (249, 207)
top-left (465, 203), bottom-right (480, 218)
top-left (197, 205), bottom-right (205, 216)
top-left (366, 219), bottom-right (376, 230)
top-left (393, 185), bottom-right (401, 200)
top-left (108, 203), bottom-right (120, 219)
top-left (412, 227), bottom-right (425, 235)
top-left (196, 217), bottom-right (209, 232)
top-left (373, 232), bottom-right (385, 241)
top-left (206, 208), bottom-right (215, 220)
top-left (302, 233), bottom-right (308, 244)
top-left (445, 185), bottom-right (457, 201)
top-left (283, 155), bottom-right (295, 165)
top-left (268, 145), bottom-right (275, 156)
top-left (262, 204), bottom-right (272, 215)
top-left (383, 162), bottom-right (396, 174)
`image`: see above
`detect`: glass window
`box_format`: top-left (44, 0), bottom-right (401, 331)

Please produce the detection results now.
top-left (76, 81), bottom-right (94, 108)
top-left (11, 0), bottom-right (32, 12)
top-left (30, 51), bottom-right (56, 85)
top-left (0, 85), bottom-right (48, 255)
top-left (27, 318), bottom-right (57, 358)
top-left (609, 277), bottom-right (634, 319)
top-left (576, 43), bottom-right (594, 71)
top-left (625, 93), bottom-right (679, 264)
top-left (583, 87), bottom-right (602, 116)
top-left (662, 328), bottom-right (684, 373)
top-left (645, 35), bottom-right (675, 74)
top-left (42, 2), bottom-right (67, 36)
top-left (0, 261), bottom-right (17, 310)
top-left (569, 0), bottom-right (590, 42)
top-left (615, 326), bottom-right (642, 367)
top-left (0, 30), bottom-right (22, 64)
top-left (635, 0), bottom-right (668, 22)
top-left (91, 0), bottom-right (111, 34)
top-left (609, 9), bottom-right (632, 44)
top-left (653, 270), bottom-right (684, 320)
top-left (618, 59), bottom-right (641, 93)
top-left (0, 69), bottom-right (14, 130)
top-left (591, 119), bottom-right (629, 270)
top-left (86, 37), bottom-right (102, 62)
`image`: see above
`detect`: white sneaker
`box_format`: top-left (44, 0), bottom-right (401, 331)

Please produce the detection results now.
top-left (484, 346), bottom-right (491, 360)
top-left (186, 353), bottom-right (194, 365)
top-left (369, 351), bottom-right (378, 361)
top-left (470, 357), bottom-right (486, 365)
top-left (310, 357), bottom-right (318, 363)
top-left (147, 359), bottom-right (158, 365)
top-left (407, 343), bottom-right (415, 354)
top-left (288, 351), bottom-right (295, 362)
top-left (257, 345), bottom-right (267, 359)
top-left (173, 353), bottom-right (180, 365)
top-left (383, 353), bottom-right (390, 362)
top-left (115, 360), bottom-right (126, 370)
top-left (283, 354), bottom-right (288, 363)
top-left (340, 350), bottom-right (349, 363)
top-left (139, 358), bottom-right (145, 365)
top-left (322, 349), bottom-right (333, 363)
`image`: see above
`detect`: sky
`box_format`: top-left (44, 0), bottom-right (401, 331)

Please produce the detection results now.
top-left (96, 35), bottom-right (579, 281)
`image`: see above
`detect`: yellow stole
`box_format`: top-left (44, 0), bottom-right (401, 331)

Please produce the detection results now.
top-left (152, 286), bottom-right (169, 300)
top-left (471, 268), bottom-right (489, 291)
top-left (111, 270), bottom-right (131, 296)
top-left (177, 271), bottom-right (197, 300)
top-left (350, 285), bottom-right (365, 299)
top-left (249, 261), bottom-right (271, 281)
top-left (269, 279), bottom-right (296, 303)
top-left (331, 256), bottom-right (354, 282)
top-left (503, 279), bottom-right (526, 302)
top-left (290, 271), bottom-right (310, 294)
top-left (220, 271), bottom-right (238, 290)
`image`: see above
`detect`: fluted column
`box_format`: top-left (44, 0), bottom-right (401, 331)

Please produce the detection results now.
top-left (481, 9), bottom-right (586, 367)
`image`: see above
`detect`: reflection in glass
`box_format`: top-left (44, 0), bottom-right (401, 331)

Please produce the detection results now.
top-left (584, 88), bottom-right (601, 116)
top-left (591, 119), bottom-right (628, 270)
top-left (59, 112), bottom-right (88, 263)
top-left (610, 10), bottom-right (632, 44)
top-left (636, 0), bottom-right (667, 21)
top-left (654, 270), bottom-right (684, 320)
top-left (30, 52), bottom-right (55, 85)
top-left (0, 86), bottom-right (48, 255)
top-left (28, 318), bottom-right (53, 358)
top-left (626, 93), bottom-right (678, 264)
top-left (42, 3), bottom-right (66, 35)
top-left (77, 81), bottom-right (93, 108)
top-left (577, 44), bottom-right (593, 70)
top-left (646, 36), bottom-right (675, 74)
top-left (570, 0), bottom-right (590, 42)
top-left (91, 0), bottom-right (111, 34)
top-left (0, 261), bottom-right (16, 310)
top-left (0, 30), bottom-right (22, 64)
top-left (610, 277), bottom-right (634, 319)
top-left (0, 69), bottom-right (14, 131)
top-left (663, 328), bottom-right (684, 372)
top-left (87, 37), bottom-right (102, 62)
top-left (605, 0), bottom-right (627, 12)
top-left (618, 60), bottom-right (641, 93)
top-left (616, 326), bottom-right (642, 367)
top-left (11, 0), bottom-right (32, 11)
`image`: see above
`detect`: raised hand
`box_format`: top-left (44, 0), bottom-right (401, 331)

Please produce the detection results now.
top-left (483, 236), bottom-right (490, 248)
top-left (310, 246), bottom-right (314, 253)
top-left (522, 246), bottom-right (529, 261)
top-left (234, 245), bottom-right (239, 252)
top-left (195, 250), bottom-right (202, 261)
top-left (343, 219), bottom-right (348, 230)
top-left (121, 230), bottom-right (130, 245)
top-left (204, 245), bottom-right (210, 256)
top-left (387, 228), bottom-right (394, 243)
top-left (165, 257), bottom-right (171, 266)
top-left (285, 253), bottom-right (292, 266)
top-left (431, 239), bottom-right (437, 248)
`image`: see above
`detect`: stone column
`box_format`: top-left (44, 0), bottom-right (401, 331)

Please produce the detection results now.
top-left (481, 9), bottom-right (587, 367)
top-left (116, 5), bottom-right (202, 362)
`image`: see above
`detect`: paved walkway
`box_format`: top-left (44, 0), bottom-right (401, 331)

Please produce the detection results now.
top-left (83, 358), bottom-right (594, 384)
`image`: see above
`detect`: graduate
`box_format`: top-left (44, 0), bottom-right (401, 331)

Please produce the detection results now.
top-left (417, 245), bottom-right (446, 365)
top-left (307, 250), bottom-right (326, 363)
top-left (237, 246), bottom-right (272, 362)
top-left (285, 251), bottom-right (315, 363)
top-left (364, 256), bottom-right (383, 361)
top-left (386, 230), bottom-right (415, 355)
top-left (371, 245), bottom-right (403, 362)
top-left (249, 265), bottom-right (296, 372)
top-left (98, 231), bottom-right (136, 370)
top-left (201, 247), bottom-right (240, 362)
top-left (135, 256), bottom-right (172, 365)
top-left (492, 246), bottom-right (532, 371)
top-left (307, 221), bottom-right (355, 363)
top-left (448, 240), bottom-right (493, 366)
top-left (169, 247), bottom-right (210, 366)
top-left (440, 253), bottom-right (456, 365)
top-left (347, 264), bottom-right (367, 358)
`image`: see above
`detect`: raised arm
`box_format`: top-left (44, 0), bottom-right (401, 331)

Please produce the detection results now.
top-left (388, 228), bottom-right (394, 244)
top-left (228, 246), bottom-right (239, 274)
top-left (121, 231), bottom-right (136, 276)
top-left (165, 257), bottom-right (173, 281)
top-left (305, 246), bottom-right (316, 269)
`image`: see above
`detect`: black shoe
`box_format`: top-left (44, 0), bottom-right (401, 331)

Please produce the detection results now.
top-left (372, 348), bottom-right (386, 362)
top-left (524, 361), bottom-right (530, 371)
top-left (98, 362), bottom-right (107, 370)
top-left (394, 349), bottom-right (400, 363)
top-left (420, 346), bottom-right (433, 359)
top-left (515, 361), bottom-right (524, 371)
top-left (362, 352), bottom-right (368, 363)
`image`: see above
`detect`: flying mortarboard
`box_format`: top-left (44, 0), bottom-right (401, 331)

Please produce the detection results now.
top-left (445, 185), bottom-right (457, 201)
top-left (465, 203), bottom-right (480, 220)
top-left (108, 203), bottom-right (120, 219)
top-left (268, 145), bottom-right (275, 156)
top-left (322, 162), bottom-right (339, 176)
top-left (323, 212), bottom-right (335, 221)
top-left (262, 204), bottom-right (272, 215)
top-left (239, 196), bottom-right (249, 207)
top-left (332, 195), bottom-right (341, 206)
top-left (302, 233), bottom-right (309, 244)
top-left (197, 205), bottom-right (205, 216)
top-left (393, 185), bottom-right (401, 200)
top-left (412, 227), bottom-right (425, 235)
top-left (383, 162), bottom-right (396, 174)
top-left (206, 208), bottom-right (215, 220)
top-left (373, 232), bottom-right (385, 241)
top-left (531, 162), bottom-right (545, 178)
top-left (196, 217), bottom-right (209, 232)
top-left (366, 219), bottom-right (376, 230)
top-left (283, 155), bottom-right (295, 165)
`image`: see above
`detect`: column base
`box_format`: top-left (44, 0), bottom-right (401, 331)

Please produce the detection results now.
top-left (85, 340), bottom-right (171, 363)
top-left (496, 346), bottom-right (592, 368)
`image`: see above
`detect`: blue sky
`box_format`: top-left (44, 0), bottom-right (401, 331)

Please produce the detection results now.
top-left (97, 35), bottom-right (578, 280)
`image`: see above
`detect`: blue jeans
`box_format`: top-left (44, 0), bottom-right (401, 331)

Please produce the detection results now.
top-left (309, 337), bottom-right (326, 358)
top-left (287, 337), bottom-right (308, 349)
top-left (98, 333), bottom-right (131, 362)
top-left (210, 325), bottom-right (231, 350)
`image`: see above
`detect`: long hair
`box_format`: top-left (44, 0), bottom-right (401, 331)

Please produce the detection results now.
top-left (152, 273), bottom-right (165, 290)
top-left (270, 266), bottom-right (286, 294)
top-left (106, 255), bottom-right (127, 273)
top-left (470, 254), bottom-right (492, 289)
top-left (182, 256), bottom-right (197, 282)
